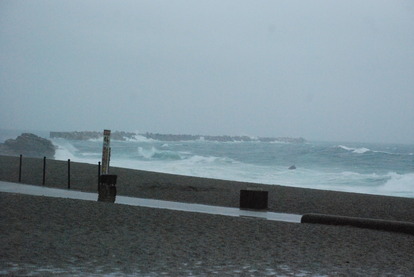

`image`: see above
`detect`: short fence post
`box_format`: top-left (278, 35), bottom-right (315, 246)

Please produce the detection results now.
top-left (19, 154), bottom-right (22, 182)
top-left (42, 156), bottom-right (46, 186)
top-left (67, 159), bottom-right (71, 189)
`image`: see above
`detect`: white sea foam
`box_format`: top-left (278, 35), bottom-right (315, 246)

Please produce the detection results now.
top-left (111, 154), bottom-right (414, 197)
top-left (337, 144), bottom-right (412, 156)
top-left (137, 146), bottom-right (158, 159)
top-left (50, 138), bottom-right (414, 198)
top-left (379, 172), bottom-right (414, 197)
top-left (52, 139), bottom-right (100, 164)
top-left (87, 138), bottom-right (102, 142)
top-left (126, 134), bottom-right (155, 142)
top-left (53, 140), bottom-right (79, 160)
top-left (136, 146), bottom-right (186, 160)
top-left (338, 145), bottom-right (370, 154)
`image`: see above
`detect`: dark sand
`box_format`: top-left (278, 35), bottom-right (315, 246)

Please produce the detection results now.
top-left (1, 155), bottom-right (414, 276)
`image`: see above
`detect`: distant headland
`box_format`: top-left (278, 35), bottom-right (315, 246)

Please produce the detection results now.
top-left (50, 131), bottom-right (306, 143)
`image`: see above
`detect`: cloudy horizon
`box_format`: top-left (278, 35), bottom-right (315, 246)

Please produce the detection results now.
top-left (1, 1), bottom-right (413, 144)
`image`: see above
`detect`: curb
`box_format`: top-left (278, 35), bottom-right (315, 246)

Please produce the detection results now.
top-left (301, 213), bottom-right (414, 235)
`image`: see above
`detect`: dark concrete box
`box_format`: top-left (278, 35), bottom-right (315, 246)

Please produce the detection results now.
top-left (98, 174), bottom-right (117, 203)
top-left (240, 190), bottom-right (268, 210)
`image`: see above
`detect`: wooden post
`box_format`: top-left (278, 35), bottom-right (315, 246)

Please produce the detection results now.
top-left (98, 130), bottom-right (117, 203)
top-left (42, 156), bottom-right (46, 186)
top-left (19, 154), bottom-right (22, 182)
top-left (101, 130), bottom-right (111, 175)
top-left (67, 159), bottom-right (71, 189)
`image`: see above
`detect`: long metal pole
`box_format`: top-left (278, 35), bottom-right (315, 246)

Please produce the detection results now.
top-left (19, 154), bottom-right (22, 182)
top-left (68, 159), bottom-right (71, 189)
top-left (42, 157), bottom-right (46, 186)
top-left (98, 161), bottom-right (101, 185)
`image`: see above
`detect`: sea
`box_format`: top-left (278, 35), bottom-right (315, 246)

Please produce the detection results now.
top-left (1, 129), bottom-right (413, 198)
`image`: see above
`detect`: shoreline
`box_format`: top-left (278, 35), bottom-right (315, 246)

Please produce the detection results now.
top-left (1, 155), bottom-right (413, 221)
top-left (1, 154), bottom-right (414, 275)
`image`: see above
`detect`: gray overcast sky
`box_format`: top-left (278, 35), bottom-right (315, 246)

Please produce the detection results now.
top-left (1, 0), bottom-right (413, 143)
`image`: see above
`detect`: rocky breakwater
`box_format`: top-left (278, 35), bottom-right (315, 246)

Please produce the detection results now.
top-left (50, 131), bottom-right (136, 141)
top-left (50, 131), bottom-right (306, 143)
top-left (0, 133), bottom-right (56, 158)
top-left (143, 133), bottom-right (306, 143)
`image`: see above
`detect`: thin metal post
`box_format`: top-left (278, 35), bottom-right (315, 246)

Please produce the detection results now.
top-left (68, 159), bottom-right (71, 189)
top-left (98, 161), bottom-right (101, 185)
top-left (19, 154), bottom-right (22, 182)
top-left (42, 156), bottom-right (46, 186)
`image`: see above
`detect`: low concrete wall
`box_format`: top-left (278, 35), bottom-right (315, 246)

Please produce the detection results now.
top-left (301, 213), bottom-right (414, 235)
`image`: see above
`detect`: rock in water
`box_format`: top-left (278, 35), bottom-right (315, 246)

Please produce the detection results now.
top-left (0, 133), bottom-right (56, 158)
top-left (288, 165), bottom-right (296, 170)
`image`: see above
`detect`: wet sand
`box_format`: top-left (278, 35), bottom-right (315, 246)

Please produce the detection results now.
top-left (1, 155), bottom-right (414, 275)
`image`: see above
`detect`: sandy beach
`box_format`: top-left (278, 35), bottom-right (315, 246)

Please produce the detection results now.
top-left (1, 155), bottom-right (414, 276)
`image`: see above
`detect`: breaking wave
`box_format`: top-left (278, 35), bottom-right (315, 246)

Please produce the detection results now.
top-left (137, 146), bottom-right (183, 160)
top-left (53, 139), bottom-right (80, 161)
top-left (49, 138), bottom-right (414, 198)
top-left (338, 145), bottom-right (370, 154)
top-left (379, 172), bottom-right (414, 197)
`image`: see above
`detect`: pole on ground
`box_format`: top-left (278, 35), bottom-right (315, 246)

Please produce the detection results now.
top-left (68, 159), bottom-right (71, 189)
top-left (19, 154), bottom-right (22, 182)
top-left (42, 156), bottom-right (46, 186)
top-left (98, 161), bottom-right (101, 186)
